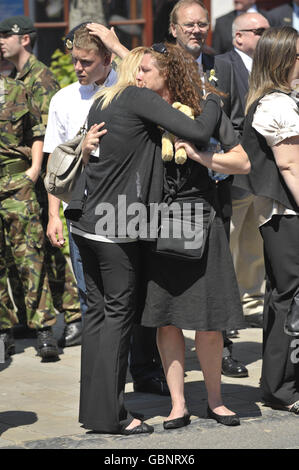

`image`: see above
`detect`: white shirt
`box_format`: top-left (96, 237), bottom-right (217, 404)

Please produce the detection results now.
top-left (43, 69), bottom-right (117, 153)
top-left (234, 47), bottom-right (253, 73)
top-left (246, 6), bottom-right (258, 13)
top-left (293, 1), bottom-right (299, 32)
top-left (252, 92), bottom-right (299, 225)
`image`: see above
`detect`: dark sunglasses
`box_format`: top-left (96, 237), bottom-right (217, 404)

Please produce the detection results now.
top-left (239, 27), bottom-right (266, 36)
top-left (151, 43), bottom-right (168, 55)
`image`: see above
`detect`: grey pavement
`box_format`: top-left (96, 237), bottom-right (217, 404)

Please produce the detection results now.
top-left (0, 315), bottom-right (298, 451)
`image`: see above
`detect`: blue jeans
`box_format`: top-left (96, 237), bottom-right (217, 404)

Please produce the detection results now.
top-left (66, 220), bottom-right (88, 318)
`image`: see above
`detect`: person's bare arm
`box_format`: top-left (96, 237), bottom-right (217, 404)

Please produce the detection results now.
top-left (175, 141), bottom-right (250, 175)
top-left (26, 138), bottom-right (44, 183)
top-left (272, 135), bottom-right (299, 206)
top-left (46, 193), bottom-right (65, 248)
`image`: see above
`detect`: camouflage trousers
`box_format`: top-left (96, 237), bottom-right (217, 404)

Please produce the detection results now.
top-left (0, 173), bottom-right (56, 330)
top-left (6, 176), bottom-right (81, 327)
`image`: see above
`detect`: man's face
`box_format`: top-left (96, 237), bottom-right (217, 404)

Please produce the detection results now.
top-left (170, 4), bottom-right (209, 58)
top-left (71, 46), bottom-right (108, 85)
top-left (234, 0), bottom-right (256, 11)
top-left (0, 33), bottom-right (23, 60)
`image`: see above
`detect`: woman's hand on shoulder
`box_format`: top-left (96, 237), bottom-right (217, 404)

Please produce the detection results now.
top-left (203, 92), bottom-right (223, 107)
top-left (82, 122), bottom-right (107, 165)
top-left (175, 140), bottom-right (199, 162)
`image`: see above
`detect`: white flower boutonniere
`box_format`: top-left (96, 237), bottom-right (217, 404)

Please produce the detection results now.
top-left (208, 69), bottom-right (218, 82)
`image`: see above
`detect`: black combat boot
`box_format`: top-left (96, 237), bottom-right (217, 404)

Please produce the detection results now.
top-left (36, 327), bottom-right (59, 360)
top-left (0, 328), bottom-right (15, 360)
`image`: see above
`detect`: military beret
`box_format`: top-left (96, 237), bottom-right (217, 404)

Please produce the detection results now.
top-left (0, 15), bottom-right (36, 35)
top-left (64, 21), bottom-right (91, 50)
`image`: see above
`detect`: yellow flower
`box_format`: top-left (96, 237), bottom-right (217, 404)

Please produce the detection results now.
top-left (208, 69), bottom-right (218, 82)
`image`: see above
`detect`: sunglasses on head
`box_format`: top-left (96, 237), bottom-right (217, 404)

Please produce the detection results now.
top-left (239, 27), bottom-right (266, 36)
top-left (151, 43), bottom-right (168, 55)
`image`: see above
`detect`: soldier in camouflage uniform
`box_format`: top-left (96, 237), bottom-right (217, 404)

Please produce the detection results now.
top-left (0, 16), bottom-right (82, 348)
top-left (0, 73), bottom-right (59, 359)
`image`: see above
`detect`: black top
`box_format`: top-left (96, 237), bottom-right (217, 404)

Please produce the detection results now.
top-left (234, 93), bottom-right (299, 212)
top-left (68, 86), bottom-right (223, 236)
top-left (163, 100), bottom-right (239, 204)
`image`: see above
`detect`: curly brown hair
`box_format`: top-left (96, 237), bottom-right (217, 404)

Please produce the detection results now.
top-left (143, 42), bottom-right (223, 116)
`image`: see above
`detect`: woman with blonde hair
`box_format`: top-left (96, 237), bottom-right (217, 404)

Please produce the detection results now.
top-left (234, 26), bottom-right (299, 414)
top-left (66, 41), bottom-right (248, 435)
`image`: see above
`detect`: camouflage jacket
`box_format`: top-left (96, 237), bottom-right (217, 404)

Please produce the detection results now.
top-left (0, 75), bottom-right (45, 165)
top-left (15, 54), bottom-right (60, 126)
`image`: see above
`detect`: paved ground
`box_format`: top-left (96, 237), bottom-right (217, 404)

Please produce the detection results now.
top-left (0, 315), bottom-right (298, 452)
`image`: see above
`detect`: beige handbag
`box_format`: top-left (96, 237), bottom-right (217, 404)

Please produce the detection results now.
top-left (44, 123), bottom-right (87, 204)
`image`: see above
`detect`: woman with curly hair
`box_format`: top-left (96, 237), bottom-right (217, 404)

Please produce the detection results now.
top-left (137, 43), bottom-right (248, 429)
top-left (66, 41), bottom-right (249, 435)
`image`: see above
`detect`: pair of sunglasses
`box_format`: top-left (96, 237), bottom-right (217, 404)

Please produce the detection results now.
top-left (151, 43), bottom-right (168, 54)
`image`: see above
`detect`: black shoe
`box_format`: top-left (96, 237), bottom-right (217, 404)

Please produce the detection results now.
top-left (245, 313), bottom-right (263, 328)
top-left (225, 330), bottom-right (239, 338)
top-left (121, 422), bottom-right (154, 435)
top-left (0, 328), bottom-right (15, 359)
top-left (221, 356), bottom-right (248, 378)
top-left (226, 329), bottom-right (239, 338)
top-left (264, 400), bottom-right (299, 415)
top-left (133, 376), bottom-right (170, 396)
top-left (37, 327), bottom-right (59, 360)
top-left (12, 324), bottom-right (37, 339)
top-left (58, 320), bottom-right (82, 348)
top-left (163, 414), bottom-right (191, 430)
top-left (207, 406), bottom-right (240, 426)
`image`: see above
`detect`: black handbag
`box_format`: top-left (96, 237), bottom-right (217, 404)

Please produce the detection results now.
top-left (284, 288), bottom-right (299, 337)
top-left (155, 198), bottom-right (215, 261)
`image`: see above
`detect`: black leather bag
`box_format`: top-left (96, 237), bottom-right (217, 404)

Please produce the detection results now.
top-left (155, 199), bottom-right (215, 261)
top-left (284, 288), bottom-right (299, 337)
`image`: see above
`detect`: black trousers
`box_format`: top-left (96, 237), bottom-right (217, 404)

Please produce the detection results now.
top-left (260, 215), bottom-right (299, 406)
top-left (130, 324), bottom-right (164, 382)
top-left (73, 235), bottom-right (140, 433)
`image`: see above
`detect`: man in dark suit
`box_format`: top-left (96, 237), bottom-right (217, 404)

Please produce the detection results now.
top-left (169, 0), bottom-right (248, 378)
top-left (212, 0), bottom-right (270, 54)
top-left (217, 12), bottom-right (270, 329)
top-left (268, 1), bottom-right (299, 31)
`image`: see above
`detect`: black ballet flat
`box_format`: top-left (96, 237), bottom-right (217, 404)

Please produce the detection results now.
top-left (121, 422), bottom-right (154, 435)
top-left (163, 414), bottom-right (191, 430)
top-left (207, 406), bottom-right (240, 426)
top-left (264, 400), bottom-right (299, 415)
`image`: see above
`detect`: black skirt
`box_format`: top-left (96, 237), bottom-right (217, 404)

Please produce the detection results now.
top-left (139, 214), bottom-right (245, 331)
